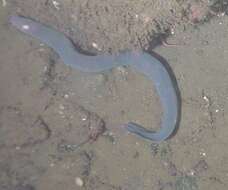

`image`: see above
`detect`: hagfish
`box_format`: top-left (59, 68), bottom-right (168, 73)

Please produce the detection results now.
top-left (10, 15), bottom-right (179, 142)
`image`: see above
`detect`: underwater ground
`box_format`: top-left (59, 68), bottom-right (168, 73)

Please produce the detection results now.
top-left (1, 1), bottom-right (228, 190)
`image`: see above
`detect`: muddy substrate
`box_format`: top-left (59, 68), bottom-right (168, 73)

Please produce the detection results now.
top-left (10, 0), bottom-right (220, 52)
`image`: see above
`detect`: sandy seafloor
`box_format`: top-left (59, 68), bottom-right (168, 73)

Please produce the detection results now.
top-left (1, 1), bottom-right (228, 190)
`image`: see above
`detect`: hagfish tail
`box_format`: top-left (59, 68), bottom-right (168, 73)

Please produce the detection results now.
top-left (10, 15), bottom-right (180, 142)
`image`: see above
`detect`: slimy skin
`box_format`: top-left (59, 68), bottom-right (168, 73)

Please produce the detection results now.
top-left (10, 15), bottom-right (179, 142)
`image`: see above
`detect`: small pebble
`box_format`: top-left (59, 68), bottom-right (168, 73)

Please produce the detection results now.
top-left (52, 0), bottom-right (60, 9)
top-left (59, 104), bottom-right (65, 110)
top-left (82, 116), bottom-right (87, 121)
top-left (92, 42), bottom-right (98, 48)
top-left (200, 151), bottom-right (206, 156)
top-left (58, 110), bottom-right (64, 115)
top-left (64, 94), bottom-right (69, 99)
top-left (171, 28), bottom-right (175, 35)
top-left (75, 177), bottom-right (84, 187)
top-left (15, 146), bottom-right (21, 150)
top-left (189, 170), bottom-right (195, 176)
top-left (92, 42), bottom-right (101, 50)
top-left (22, 25), bottom-right (30, 30)
top-left (218, 12), bottom-right (225, 17)
top-left (203, 95), bottom-right (209, 102)
top-left (43, 66), bottom-right (48, 72)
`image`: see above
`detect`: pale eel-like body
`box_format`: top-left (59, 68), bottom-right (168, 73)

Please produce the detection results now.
top-left (10, 15), bottom-right (180, 142)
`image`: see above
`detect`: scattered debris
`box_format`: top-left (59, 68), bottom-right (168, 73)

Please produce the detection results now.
top-left (133, 151), bottom-right (139, 159)
top-left (192, 160), bottom-right (208, 175)
top-left (210, 0), bottom-right (228, 15)
top-left (2, 0), bottom-right (6, 7)
top-left (150, 143), bottom-right (159, 156)
top-left (202, 94), bottom-right (210, 106)
top-left (52, 0), bottom-right (60, 10)
top-left (57, 138), bottom-right (90, 153)
top-left (160, 144), bottom-right (172, 161)
top-left (202, 90), bottom-right (215, 128)
top-left (78, 106), bottom-right (106, 141)
top-left (86, 175), bottom-right (123, 190)
top-left (40, 55), bottom-right (57, 91)
top-left (209, 176), bottom-right (225, 186)
top-left (102, 131), bottom-right (116, 144)
top-left (75, 177), bottom-right (84, 187)
top-left (164, 161), bottom-right (179, 176)
top-left (188, 2), bottom-right (210, 23)
top-left (20, 115), bottom-right (51, 148)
